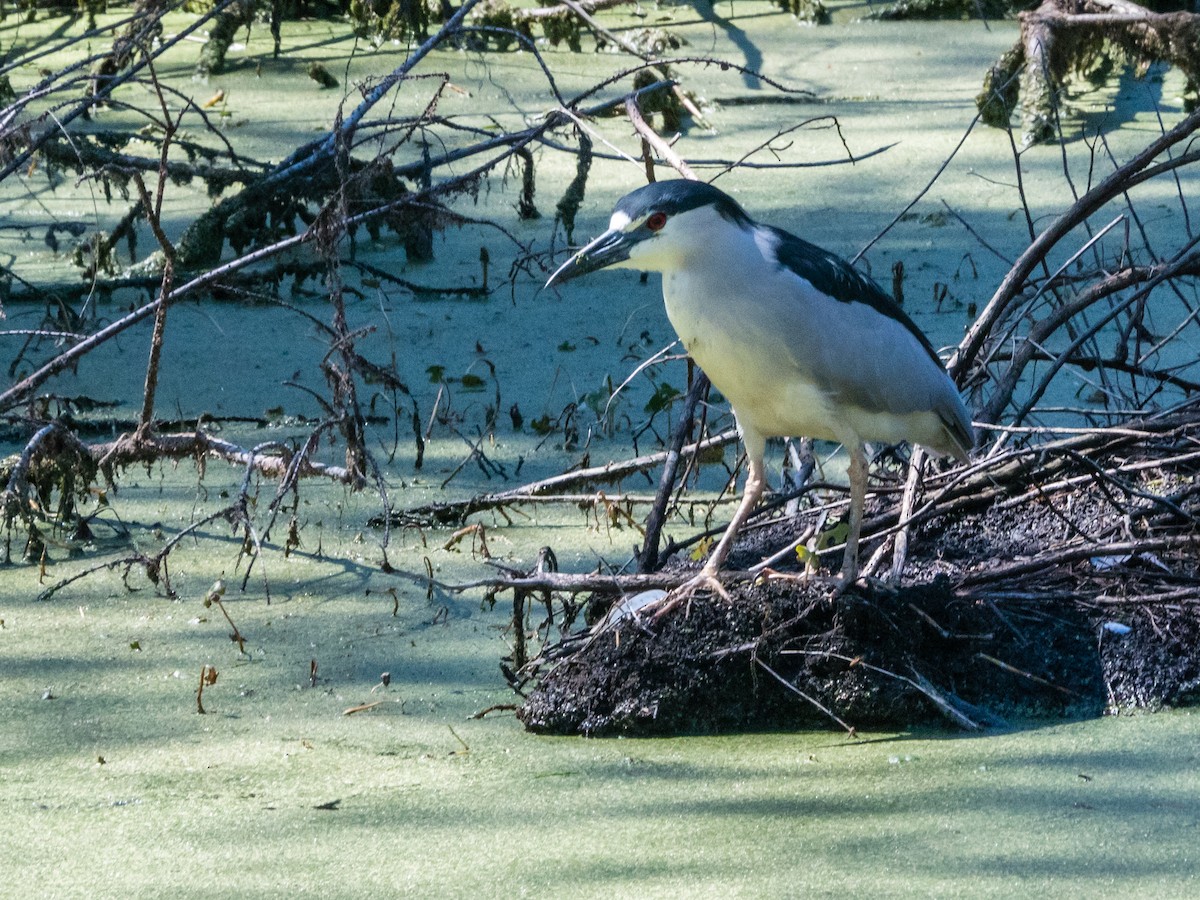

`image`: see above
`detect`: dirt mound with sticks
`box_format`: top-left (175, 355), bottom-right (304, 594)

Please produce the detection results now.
top-left (516, 413), bottom-right (1200, 735)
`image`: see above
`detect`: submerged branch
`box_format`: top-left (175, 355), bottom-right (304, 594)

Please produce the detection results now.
top-left (92, 429), bottom-right (354, 483)
top-left (374, 428), bottom-right (738, 528)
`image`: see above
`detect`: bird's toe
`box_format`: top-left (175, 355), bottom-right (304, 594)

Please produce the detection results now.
top-left (645, 570), bottom-right (731, 622)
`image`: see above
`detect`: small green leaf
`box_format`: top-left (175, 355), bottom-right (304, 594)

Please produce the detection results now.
top-left (817, 521), bottom-right (849, 552)
top-left (644, 382), bottom-right (680, 415)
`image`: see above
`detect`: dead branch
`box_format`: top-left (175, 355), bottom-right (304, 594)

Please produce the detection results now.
top-left (981, 242), bottom-right (1200, 426)
top-left (638, 373), bottom-right (711, 572)
top-left (518, 0), bottom-right (629, 20)
top-left (1, 422), bottom-right (96, 535)
top-left (625, 94), bottom-right (698, 181)
top-left (0, 2), bottom-right (233, 183)
top-left (0, 75), bottom-right (685, 414)
top-left (948, 106), bottom-right (1200, 390)
top-left (977, 0), bottom-right (1200, 145)
top-left (869, 404), bottom-right (1200, 537)
top-left (31, 426), bottom-right (343, 603)
top-left (89, 429), bottom-right (353, 483)
top-left (374, 428), bottom-right (738, 528)
top-left (959, 534), bottom-right (1200, 587)
top-left (449, 567), bottom-right (747, 597)
top-left (753, 656), bottom-right (858, 734)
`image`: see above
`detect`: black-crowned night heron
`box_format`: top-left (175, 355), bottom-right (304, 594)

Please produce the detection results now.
top-left (547, 180), bottom-right (973, 590)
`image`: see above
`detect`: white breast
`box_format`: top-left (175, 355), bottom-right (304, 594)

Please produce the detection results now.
top-left (657, 219), bottom-right (966, 457)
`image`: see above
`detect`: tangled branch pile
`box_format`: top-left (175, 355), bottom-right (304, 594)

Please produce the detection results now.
top-left (0, 0), bottom-right (674, 579)
top-left (517, 404), bottom-right (1200, 735)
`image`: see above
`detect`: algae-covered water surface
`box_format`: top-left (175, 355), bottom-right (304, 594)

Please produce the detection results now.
top-left (3, 2), bottom-right (1199, 895)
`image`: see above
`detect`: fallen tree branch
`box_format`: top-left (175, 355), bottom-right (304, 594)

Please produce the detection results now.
top-left (91, 429), bottom-right (354, 483)
top-left (753, 656), bottom-right (858, 735)
top-left (977, 0), bottom-right (1200, 145)
top-left (958, 534), bottom-right (1200, 587)
top-left (373, 428), bottom-right (738, 528)
top-left (625, 94), bottom-right (698, 181)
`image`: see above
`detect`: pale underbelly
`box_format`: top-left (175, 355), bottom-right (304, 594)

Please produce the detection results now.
top-left (677, 315), bottom-right (948, 449)
top-left (680, 325), bottom-right (842, 441)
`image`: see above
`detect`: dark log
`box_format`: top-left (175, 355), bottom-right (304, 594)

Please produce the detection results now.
top-left (977, 0), bottom-right (1200, 145)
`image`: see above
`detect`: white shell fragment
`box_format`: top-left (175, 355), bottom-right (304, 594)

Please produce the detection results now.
top-left (593, 590), bottom-right (669, 631)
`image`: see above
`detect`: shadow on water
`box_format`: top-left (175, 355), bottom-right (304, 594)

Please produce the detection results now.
top-left (695, 0), bottom-right (764, 88)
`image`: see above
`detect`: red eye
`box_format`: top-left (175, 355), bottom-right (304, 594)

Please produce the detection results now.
top-left (646, 211), bottom-right (668, 232)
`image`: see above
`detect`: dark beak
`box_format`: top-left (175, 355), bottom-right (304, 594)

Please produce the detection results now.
top-left (545, 227), bottom-right (637, 289)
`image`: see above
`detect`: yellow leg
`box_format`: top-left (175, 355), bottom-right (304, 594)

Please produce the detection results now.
top-left (701, 452), bottom-right (766, 576)
top-left (842, 443), bottom-right (867, 586)
top-left (646, 450), bottom-right (767, 620)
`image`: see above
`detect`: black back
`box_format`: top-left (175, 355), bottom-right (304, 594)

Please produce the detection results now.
top-left (766, 226), bottom-right (945, 367)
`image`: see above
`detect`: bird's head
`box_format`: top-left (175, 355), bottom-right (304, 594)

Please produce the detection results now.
top-left (545, 180), bottom-right (753, 288)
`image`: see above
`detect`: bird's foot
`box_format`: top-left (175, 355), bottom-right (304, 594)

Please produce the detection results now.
top-left (755, 566), bottom-right (864, 599)
top-left (646, 569), bottom-right (731, 622)
top-left (832, 571), bottom-right (859, 599)
top-left (757, 566), bottom-right (837, 588)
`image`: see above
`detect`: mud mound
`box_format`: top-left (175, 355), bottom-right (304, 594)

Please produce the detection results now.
top-left (518, 578), bottom-right (1125, 735)
top-left (516, 425), bottom-right (1200, 735)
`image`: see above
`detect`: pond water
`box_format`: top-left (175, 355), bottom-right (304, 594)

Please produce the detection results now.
top-left (2, 3), bottom-right (1199, 894)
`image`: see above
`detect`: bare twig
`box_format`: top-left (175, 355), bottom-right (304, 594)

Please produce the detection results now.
top-left (375, 428), bottom-right (738, 528)
top-left (950, 108), bottom-right (1200, 383)
top-left (753, 657), bottom-right (857, 735)
top-left (625, 95), bottom-right (698, 181)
